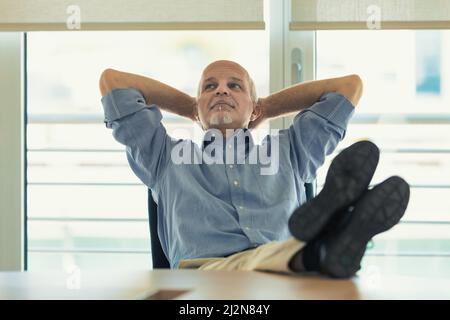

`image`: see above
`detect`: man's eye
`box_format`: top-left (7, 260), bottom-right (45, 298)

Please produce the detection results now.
top-left (229, 83), bottom-right (241, 89)
top-left (205, 84), bottom-right (216, 90)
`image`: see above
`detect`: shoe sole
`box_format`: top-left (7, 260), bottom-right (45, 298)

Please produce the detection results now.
top-left (289, 140), bottom-right (380, 242)
top-left (321, 176), bottom-right (410, 278)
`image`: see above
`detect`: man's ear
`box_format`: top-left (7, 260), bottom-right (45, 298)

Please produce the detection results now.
top-left (193, 107), bottom-right (204, 130)
top-left (250, 100), bottom-right (262, 121)
top-left (194, 112), bottom-right (199, 121)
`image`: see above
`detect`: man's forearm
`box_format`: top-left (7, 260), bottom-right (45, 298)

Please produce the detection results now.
top-left (99, 69), bottom-right (196, 120)
top-left (261, 74), bottom-right (363, 119)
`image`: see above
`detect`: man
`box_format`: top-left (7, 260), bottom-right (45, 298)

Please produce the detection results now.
top-left (100, 60), bottom-right (409, 278)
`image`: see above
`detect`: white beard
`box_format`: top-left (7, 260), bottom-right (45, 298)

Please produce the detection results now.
top-left (209, 113), bottom-right (233, 126)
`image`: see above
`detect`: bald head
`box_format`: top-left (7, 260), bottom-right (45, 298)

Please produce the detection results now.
top-left (197, 60), bottom-right (257, 103)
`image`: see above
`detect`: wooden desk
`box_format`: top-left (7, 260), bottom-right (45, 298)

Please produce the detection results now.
top-left (1, 256), bottom-right (450, 299)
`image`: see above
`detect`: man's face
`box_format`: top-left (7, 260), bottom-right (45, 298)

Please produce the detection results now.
top-left (195, 60), bottom-right (259, 131)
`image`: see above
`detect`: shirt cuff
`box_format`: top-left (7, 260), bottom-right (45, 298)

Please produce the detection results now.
top-left (101, 88), bottom-right (148, 128)
top-left (306, 92), bottom-right (355, 130)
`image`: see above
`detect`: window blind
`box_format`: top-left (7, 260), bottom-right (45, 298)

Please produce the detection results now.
top-left (291, 0), bottom-right (450, 30)
top-left (0, 0), bottom-right (264, 31)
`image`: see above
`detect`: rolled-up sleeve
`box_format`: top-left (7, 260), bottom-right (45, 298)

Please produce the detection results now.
top-left (288, 92), bottom-right (355, 182)
top-left (101, 88), bottom-right (172, 188)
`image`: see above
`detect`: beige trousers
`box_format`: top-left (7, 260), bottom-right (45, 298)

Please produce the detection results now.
top-left (178, 238), bottom-right (305, 274)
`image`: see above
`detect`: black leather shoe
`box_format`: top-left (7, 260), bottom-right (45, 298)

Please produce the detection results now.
top-left (310, 176), bottom-right (410, 278)
top-left (289, 140), bottom-right (380, 242)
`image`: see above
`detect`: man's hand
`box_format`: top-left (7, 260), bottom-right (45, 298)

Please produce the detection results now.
top-left (99, 68), bottom-right (197, 121)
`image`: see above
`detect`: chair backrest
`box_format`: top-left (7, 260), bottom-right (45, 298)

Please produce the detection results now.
top-left (147, 190), bottom-right (170, 268)
top-left (147, 181), bottom-right (316, 269)
top-left (304, 180), bottom-right (316, 202)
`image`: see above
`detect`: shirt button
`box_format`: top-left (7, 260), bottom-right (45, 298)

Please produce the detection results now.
top-left (229, 165), bottom-right (234, 169)
top-left (233, 180), bottom-right (239, 187)
top-left (244, 227), bottom-right (250, 230)
top-left (228, 144), bottom-right (232, 149)
top-left (239, 206), bottom-right (244, 210)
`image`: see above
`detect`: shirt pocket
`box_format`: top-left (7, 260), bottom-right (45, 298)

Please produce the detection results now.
top-left (249, 163), bottom-right (297, 204)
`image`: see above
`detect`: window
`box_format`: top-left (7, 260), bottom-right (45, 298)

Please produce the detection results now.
top-left (26, 30), bottom-right (269, 270)
top-left (23, 24), bottom-right (450, 272)
top-left (316, 30), bottom-right (450, 256)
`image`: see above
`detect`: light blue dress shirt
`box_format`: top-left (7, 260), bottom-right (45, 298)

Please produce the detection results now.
top-left (102, 88), bottom-right (355, 268)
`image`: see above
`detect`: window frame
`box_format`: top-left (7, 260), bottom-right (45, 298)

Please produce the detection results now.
top-left (0, 32), bottom-right (25, 271)
top-left (2, 0), bottom-right (450, 272)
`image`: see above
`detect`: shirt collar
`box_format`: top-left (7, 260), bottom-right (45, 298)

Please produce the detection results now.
top-left (202, 128), bottom-right (255, 160)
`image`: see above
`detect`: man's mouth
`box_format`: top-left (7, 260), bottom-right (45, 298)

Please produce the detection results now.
top-left (210, 100), bottom-right (235, 110)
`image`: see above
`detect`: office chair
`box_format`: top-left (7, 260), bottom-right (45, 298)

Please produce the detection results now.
top-left (147, 181), bottom-right (317, 269)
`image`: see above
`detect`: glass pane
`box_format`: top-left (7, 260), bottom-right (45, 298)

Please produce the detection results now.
top-left (27, 185), bottom-right (148, 219)
top-left (27, 30), bottom-right (269, 270)
top-left (404, 188), bottom-right (450, 222)
top-left (28, 252), bottom-right (151, 271)
top-left (28, 221), bottom-right (150, 252)
top-left (317, 30), bottom-right (450, 114)
top-left (368, 223), bottom-right (450, 255)
top-left (27, 123), bottom-right (122, 150)
top-left (317, 152), bottom-right (450, 186)
top-left (317, 30), bottom-right (450, 255)
top-left (361, 256), bottom-right (450, 278)
top-left (27, 31), bottom-right (269, 115)
top-left (343, 124), bottom-right (450, 150)
top-left (27, 150), bottom-right (139, 184)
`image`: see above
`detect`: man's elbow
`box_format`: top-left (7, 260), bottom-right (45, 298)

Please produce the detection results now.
top-left (350, 74), bottom-right (363, 97)
top-left (99, 68), bottom-right (118, 97)
top-left (338, 74), bottom-right (363, 107)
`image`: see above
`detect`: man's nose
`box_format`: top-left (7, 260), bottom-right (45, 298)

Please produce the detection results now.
top-left (215, 91), bottom-right (229, 96)
top-left (215, 85), bottom-right (230, 96)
